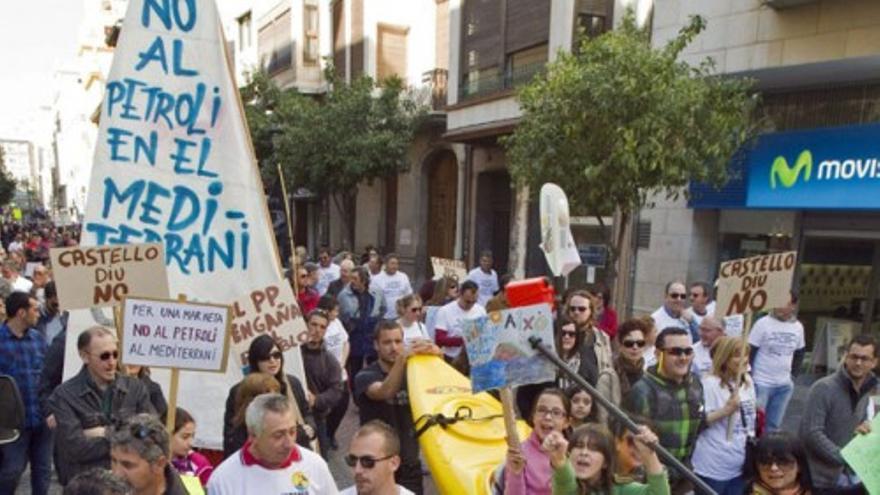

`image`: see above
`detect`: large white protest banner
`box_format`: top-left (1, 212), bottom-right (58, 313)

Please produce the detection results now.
top-left (80, 0), bottom-right (296, 448)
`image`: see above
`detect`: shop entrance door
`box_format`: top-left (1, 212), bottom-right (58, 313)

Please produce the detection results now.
top-left (799, 234), bottom-right (880, 372)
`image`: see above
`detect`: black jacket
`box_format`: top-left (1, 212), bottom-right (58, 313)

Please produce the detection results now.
top-left (222, 373), bottom-right (314, 459)
top-left (48, 367), bottom-right (156, 484)
top-left (302, 345), bottom-right (344, 417)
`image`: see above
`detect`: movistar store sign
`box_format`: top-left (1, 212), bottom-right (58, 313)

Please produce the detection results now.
top-left (746, 123), bottom-right (880, 209)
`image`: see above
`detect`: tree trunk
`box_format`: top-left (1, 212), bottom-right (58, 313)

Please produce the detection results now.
top-left (508, 184), bottom-right (530, 279)
top-left (610, 209), bottom-right (634, 318)
top-left (331, 191), bottom-right (357, 250)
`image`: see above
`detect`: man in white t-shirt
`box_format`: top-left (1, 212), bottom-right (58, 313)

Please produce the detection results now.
top-left (208, 393), bottom-right (338, 494)
top-left (315, 247), bottom-right (341, 296)
top-left (371, 254), bottom-right (413, 320)
top-left (466, 250), bottom-right (499, 307)
top-left (686, 281), bottom-right (714, 325)
top-left (748, 292), bottom-right (806, 432)
top-left (340, 420), bottom-right (415, 495)
top-left (692, 315), bottom-right (725, 377)
top-left (2, 259), bottom-right (33, 294)
top-left (434, 280), bottom-right (486, 359)
top-left (650, 281), bottom-right (697, 342)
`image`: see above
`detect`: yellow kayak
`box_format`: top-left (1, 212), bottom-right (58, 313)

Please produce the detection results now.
top-left (407, 355), bottom-right (531, 494)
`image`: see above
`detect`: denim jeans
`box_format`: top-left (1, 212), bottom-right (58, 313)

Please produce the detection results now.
top-left (755, 382), bottom-right (794, 432)
top-left (0, 423), bottom-right (52, 495)
top-left (698, 474), bottom-right (747, 495)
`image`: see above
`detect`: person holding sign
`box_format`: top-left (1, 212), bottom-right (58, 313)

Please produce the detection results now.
top-left (691, 336), bottom-right (757, 495)
top-left (354, 321), bottom-right (442, 495)
top-left (49, 326), bottom-right (155, 485)
top-left (433, 280), bottom-right (486, 361)
top-left (748, 292), bottom-right (806, 433)
top-left (208, 393), bottom-right (338, 494)
top-left (800, 334), bottom-right (879, 492)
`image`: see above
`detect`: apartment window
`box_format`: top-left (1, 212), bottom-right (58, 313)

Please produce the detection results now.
top-left (506, 43), bottom-right (547, 86)
top-left (377, 24), bottom-right (408, 81)
top-left (238, 11), bottom-right (252, 51)
top-left (573, 0), bottom-right (612, 49)
top-left (303, 3), bottom-right (319, 65)
top-left (258, 9), bottom-right (293, 75)
top-left (460, 0), bottom-right (502, 99)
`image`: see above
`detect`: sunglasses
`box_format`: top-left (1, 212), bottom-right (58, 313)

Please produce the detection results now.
top-left (568, 306), bottom-right (589, 313)
top-left (92, 350), bottom-right (119, 361)
top-left (410, 307), bottom-right (423, 313)
top-left (663, 346), bottom-right (694, 357)
top-left (344, 454), bottom-right (394, 469)
top-left (262, 351), bottom-right (283, 361)
top-left (622, 339), bottom-right (646, 349)
top-left (669, 293), bottom-right (688, 300)
top-left (561, 330), bottom-right (578, 338)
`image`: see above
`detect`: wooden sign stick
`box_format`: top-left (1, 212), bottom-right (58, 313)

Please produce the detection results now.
top-left (499, 387), bottom-right (520, 450)
top-left (727, 312), bottom-right (754, 441)
top-left (164, 294), bottom-right (188, 436)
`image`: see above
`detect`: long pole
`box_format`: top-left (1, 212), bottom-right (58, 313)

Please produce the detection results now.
top-left (277, 162), bottom-right (298, 295)
top-left (528, 336), bottom-right (718, 495)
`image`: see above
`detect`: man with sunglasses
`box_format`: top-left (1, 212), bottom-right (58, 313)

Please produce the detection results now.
top-left (209, 393), bottom-right (337, 494)
top-left (801, 334), bottom-right (879, 492)
top-left (109, 414), bottom-right (189, 495)
top-left (623, 326), bottom-right (705, 495)
top-left (0, 292), bottom-right (49, 494)
top-left (49, 326), bottom-right (155, 485)
top-left (341, 420), bottom-right (413, 495)
top-left (650, 281), bottom-right (698, 343)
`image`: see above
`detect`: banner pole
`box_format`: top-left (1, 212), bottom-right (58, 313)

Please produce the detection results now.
top-left (277, 163), bottom-right (299, 295)
top-left (528, 336), bottom-right (718, 495)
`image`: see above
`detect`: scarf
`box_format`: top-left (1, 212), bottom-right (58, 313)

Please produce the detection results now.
top-left (614, 355), bottom-right (644, 397)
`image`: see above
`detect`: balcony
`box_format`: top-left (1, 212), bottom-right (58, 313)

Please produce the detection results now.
top-left (422, 68), bottom-right (449, 112)
top-left (458, 60), bottom-right (545, 101)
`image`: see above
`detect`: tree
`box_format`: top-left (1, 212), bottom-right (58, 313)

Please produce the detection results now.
top-left (502, 11), bottom-right (758, 280)
top-left (0, 148), bottom-right (14, 209)
top-left (241, 68), bottom-right (426, 249)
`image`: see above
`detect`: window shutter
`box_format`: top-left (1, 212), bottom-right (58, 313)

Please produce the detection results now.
top-left (377, 25), bottom-right (407, 81)
top-left (505, 0), bottom-right (550, 53)
top-left (462, 0), bottom-right (502, 70)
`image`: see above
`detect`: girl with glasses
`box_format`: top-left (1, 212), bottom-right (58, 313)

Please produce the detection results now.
top-left (546, 422), bottom-right (670, 495)
top-left (691, 336), bottom-right (757, 494)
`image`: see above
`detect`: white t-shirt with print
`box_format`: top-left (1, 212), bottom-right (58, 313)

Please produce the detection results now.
top-left (316, 263), bottom-right (341, 296)
top-left (466, 267), bottom-right (499, 307)
top-left (692, 341), bottom-right (713, 377)
top-left (692, 375), bottom-right (757, 481)
top-left (324, 319), bottom-right (349, 381)
top-left (371, 270), bottom-right (413, 319)
top-left (651, 306), bottom-right (690, 334)
top-left (434, 300), bottom-right (487, 358)
top-left (207, 446), bottom-right (338, 495)
top-left (748, 314), bottom-right (805, 387)
top-left (400, 319), bottom-right (429, 348)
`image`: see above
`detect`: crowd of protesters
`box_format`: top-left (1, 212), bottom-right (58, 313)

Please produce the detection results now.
top-left (0, 236), bottom-right (877, 495)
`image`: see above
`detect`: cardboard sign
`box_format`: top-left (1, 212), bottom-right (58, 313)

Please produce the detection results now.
top-left (121, 297), bottom-right (231, 372)
top-left (50, 244), bottom-right (169, 311)
top-left (463, 303), bottom-right (556, 393)
top-left (715, 251), bottom-right (797, 317)
top-left (230, 281), bottom-right (307, 376)
top-left (841, 414), bottom-right (880, 495)
top-left (79, 0), bottom-right (295, 448)
top-left (430, 257), bottom-right (467, 281)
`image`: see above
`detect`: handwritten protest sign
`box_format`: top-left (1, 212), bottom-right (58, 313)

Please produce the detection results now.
top-left (463, 304), bottom-right (556, 393)
top-left (80, 0), bottom-right (294, 448)
top-left (230, 281), bottom-right (306, 377)
top-left (715, 251), bottom-right (797, 317)
top-left (841, 414), bottom-right (880, 495)
top-left (50, 244), bottom-right (169, 311)
top-left (121, 297), bottom-right (231, 372)
top-left (430, 257), bottom-right (467, 281)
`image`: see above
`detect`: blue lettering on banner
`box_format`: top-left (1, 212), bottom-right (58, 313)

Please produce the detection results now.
top-left (86, 0), bottom-right (255, 276)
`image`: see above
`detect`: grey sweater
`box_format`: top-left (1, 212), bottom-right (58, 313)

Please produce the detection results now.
top-left (799, 367), bottom-right (878, 488)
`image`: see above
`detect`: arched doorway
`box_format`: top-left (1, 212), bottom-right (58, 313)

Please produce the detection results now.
top-left (426, 150), bottom-right (458, 270)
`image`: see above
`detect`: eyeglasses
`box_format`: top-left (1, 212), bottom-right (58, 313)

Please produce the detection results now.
top-left (92, 350), bottom-right (119, 361)
top-left (669, 293), bottom-right (688, 300)
top-left (535, 406), bottom-right (567, 419)
top-left (622, 339), bottom-right (646, 349)
top-left (129, 423), bottom-right (160, 443)
top-left (344, 454), bottom-right (394, 469)
top-left (663, 346), bottom-right (693, 357)
top-left (561, 330), bottom-right (578, 338)
top-left (262, 351), bottom-right (283, 361)
top-left (847, 354), bottom-right (875, 363)
top-left (568, 306), bottom-right (588, 313)
top-left (410, 307), bottom-right (423, 313)
top-left (758, 458), bottom-right (796, 470)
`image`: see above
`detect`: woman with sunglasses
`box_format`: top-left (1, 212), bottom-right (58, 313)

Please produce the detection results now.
top-left (546, 422), bottom-right (670, 495)
top-left (222, 335), bottom-right (315, 459)
top-left (596, 319), bottom-right (651, 418)
top-left (396, 294), bottom-right (430, 347)
top-left (564, 291), bottom-right (613, 388)
top-left (556, 316), bottom-right (583, 390)
top-left (426, 276), bottom-right (459, 306)
top-left (747, 432), bottom-right (813, 495)
top-left (691, 336), bottom-right (756, 495)
top-left (501, 389), bottom-right (572, 495)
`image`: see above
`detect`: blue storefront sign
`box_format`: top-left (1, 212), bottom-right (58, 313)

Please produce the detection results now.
top-left (746, 123), bottom-right (880, 209)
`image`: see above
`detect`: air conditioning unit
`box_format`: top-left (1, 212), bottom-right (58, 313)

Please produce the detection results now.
top-left (762, 0), bottom-right (819, 9)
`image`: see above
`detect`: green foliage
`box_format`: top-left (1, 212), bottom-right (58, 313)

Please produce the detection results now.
top-left (241, 68), bottom-right (426, 247)
top-left (502, 10), bottom-right (758, 222)
top-left (0, 149), bottom-right (13, 208)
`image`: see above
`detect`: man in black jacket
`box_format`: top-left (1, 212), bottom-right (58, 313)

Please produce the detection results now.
top-left (302, 309), bottom-right (344, 459)
top-left (48, 326), bottom-right (155, 484)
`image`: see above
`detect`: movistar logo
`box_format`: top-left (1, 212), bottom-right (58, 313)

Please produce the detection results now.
top-left (770, 150), bottom-right (812, 189)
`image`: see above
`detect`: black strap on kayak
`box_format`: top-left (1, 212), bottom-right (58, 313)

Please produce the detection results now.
top-left (413, 405), bottom-right (505, 439)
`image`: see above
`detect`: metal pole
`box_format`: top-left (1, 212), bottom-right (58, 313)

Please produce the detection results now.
top-left (528, 336), bottom-right (718, 495)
